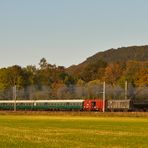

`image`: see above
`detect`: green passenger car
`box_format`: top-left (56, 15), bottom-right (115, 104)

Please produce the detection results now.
top-left (0, 100), bottom-right (84, 111)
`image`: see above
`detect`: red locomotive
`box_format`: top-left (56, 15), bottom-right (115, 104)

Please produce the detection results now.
top-left (83, 99), bottom-right (104, 111)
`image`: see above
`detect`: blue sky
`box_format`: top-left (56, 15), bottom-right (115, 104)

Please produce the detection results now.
top-left (0, 0), bottom-right (148, 68)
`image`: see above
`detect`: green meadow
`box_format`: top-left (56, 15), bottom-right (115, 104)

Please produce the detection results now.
top-left (0, 112), bottom-right (148, 148)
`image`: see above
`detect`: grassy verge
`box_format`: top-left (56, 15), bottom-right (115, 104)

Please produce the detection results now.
top-left (0, 111), bottom-right (148, 117)
top-left (0, 114), bottom-right (148, 147)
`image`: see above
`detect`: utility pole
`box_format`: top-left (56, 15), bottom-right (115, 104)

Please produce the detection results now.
top-left (13, 85), bottom-right (16, 111)
top-left (125, 81), bottom-right (128, 100)
top-left (103, 81), bottom-right (106, 112)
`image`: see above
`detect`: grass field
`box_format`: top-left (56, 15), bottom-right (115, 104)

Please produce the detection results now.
top-left (0, 112), bottom-right (148, 148)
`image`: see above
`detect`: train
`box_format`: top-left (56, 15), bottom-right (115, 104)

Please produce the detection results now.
top-left (0, 99), bottom-right (148, 111)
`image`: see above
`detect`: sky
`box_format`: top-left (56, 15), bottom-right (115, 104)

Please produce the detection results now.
top-left (0, 0), bottom-right (148, 68)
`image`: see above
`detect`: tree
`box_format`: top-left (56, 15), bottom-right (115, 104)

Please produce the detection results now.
top-left (76, 79), bottom-right (85, 87)
top-left (39, 58), bottom-right (48, 69)
top-left (81, 60), bottom-right (107, 82)
top-left (135, 62), bottom-right (148, 86)
top-left (104, 63), bottom-right (122, 85)
top-left (0, 68), bottom-right (9, 89)
top-left (64, 75), bottom-right (75, 86)
top-left (121, 61), bottom-right (143, 86)
top-left (22, 65), bottom-right (37, 86)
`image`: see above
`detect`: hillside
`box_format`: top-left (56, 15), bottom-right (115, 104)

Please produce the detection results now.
top-left (67, 45), bottom-right (148, 75)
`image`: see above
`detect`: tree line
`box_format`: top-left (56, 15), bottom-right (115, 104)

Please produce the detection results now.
top-left (0, 58), bottom-right (147, 100)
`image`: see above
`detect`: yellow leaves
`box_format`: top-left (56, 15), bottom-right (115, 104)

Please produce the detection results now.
top-left (104, 63), bottom-right (122, 85)
top-left (135, 65), bottom-right (148, 86)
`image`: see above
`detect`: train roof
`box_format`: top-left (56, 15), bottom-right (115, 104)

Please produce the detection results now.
top-left (0, 99), bottom-right (84, 103)
top-left (107, 99), bottom-right (131, 102)
top-left (35, 100), bottom-right (84, 103)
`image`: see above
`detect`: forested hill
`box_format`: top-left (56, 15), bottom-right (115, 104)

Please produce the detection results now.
top-left (0, 45), bottom-right (147, 99)
top-left (67, 45), bottom-right (148, 74)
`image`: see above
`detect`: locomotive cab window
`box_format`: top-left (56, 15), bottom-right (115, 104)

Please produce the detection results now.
top-left (92, 102), bottom-right (96, 107)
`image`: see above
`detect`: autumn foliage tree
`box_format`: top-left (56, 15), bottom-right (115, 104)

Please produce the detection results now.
top-left (134, 62), bottom-right (148, 86)
top-left (104, 63), bottom-right (123, 85)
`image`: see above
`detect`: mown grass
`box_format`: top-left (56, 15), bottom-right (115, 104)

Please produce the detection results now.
top-left (0, 113), bottom-right (148, 148)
